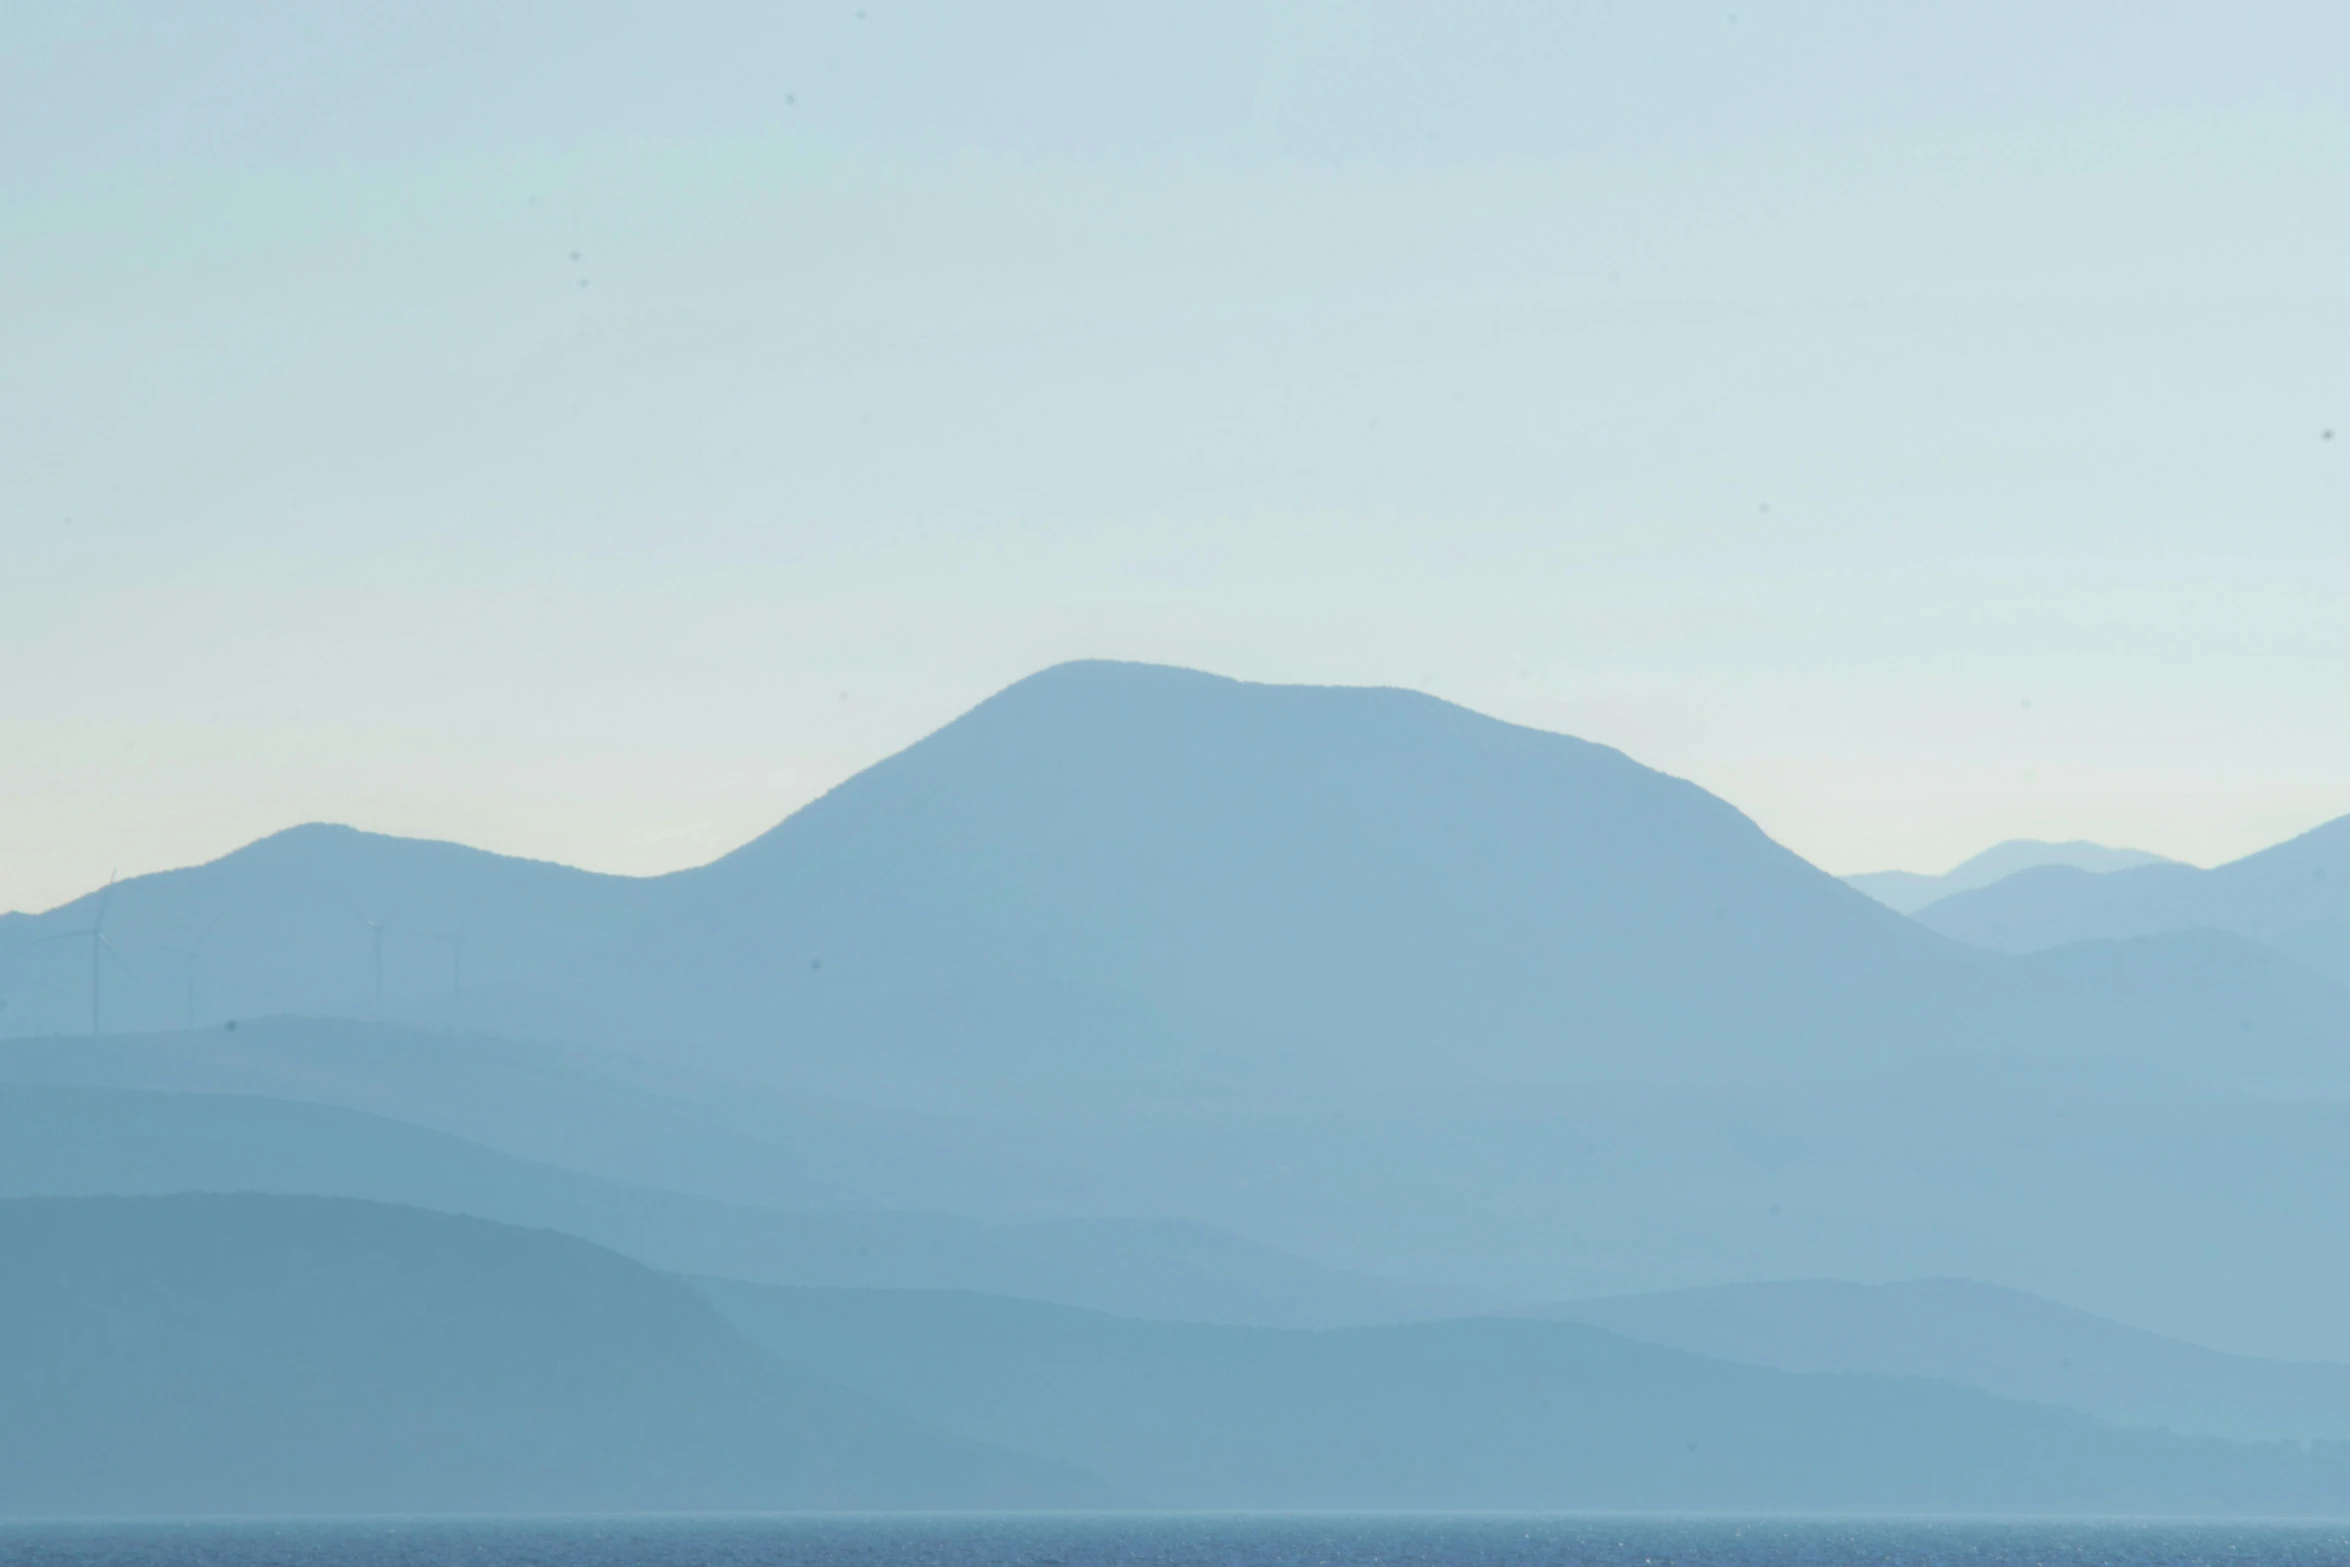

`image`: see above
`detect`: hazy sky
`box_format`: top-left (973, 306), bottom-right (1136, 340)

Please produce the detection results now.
top-left (4, 2), bottom-right (2345, 913)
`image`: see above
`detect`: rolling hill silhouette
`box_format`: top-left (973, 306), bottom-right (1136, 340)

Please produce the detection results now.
top-left (1846, 840), bottom-right (2173, 915)
top-left (0, 1083), bottom-right (1475, 1326)
top-left (0, 1194), bottom-right (1100, 1516)
top-left (1916, 815), bottom-right (2350, 984)
top-left (11, 663), bottom-right (2345, 1109)
top-left (1540, 1278), bottom-right (2350, 1442)
top-left (700, 1280), bottom-right (2350, 1514)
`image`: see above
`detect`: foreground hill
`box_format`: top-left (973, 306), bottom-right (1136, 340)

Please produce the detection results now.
top-left (1913, 814), bottom-right (2350, 986)
top-left (1542, 1279), bottom-right (2350, 1442)
top-left (699, 1281), bottom-right (2350, 1514)
top-left (0, 1083), bottom-right (1475, 1327)
top-left (0, 1195), bottom-right (1098, 1516)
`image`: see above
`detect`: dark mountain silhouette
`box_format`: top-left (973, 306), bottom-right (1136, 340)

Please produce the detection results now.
top-left (1915, 814), bottom-right (2350, 985)
top-left (1846, 840), bottom-right (2173, 915)
top-left (0, 1084), bottom-right (1477, 1327)
top-left (0, 1195), bottom-right (1100, 1516)
top-left (1539, 1278), bottom-right (2350, 1442)
top-left (13, 663), bottom-right (2341, 1110)
top-left (699, 1280), bottom-right (2350, 1514)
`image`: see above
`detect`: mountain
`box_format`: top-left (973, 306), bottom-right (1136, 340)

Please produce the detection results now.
top-left (1914, 814), bottom-right (2350, 985)
top-left (1846, 840), bottom-right (2174, 915)
top-left (1540, 1279), bottom-right (2350, 1442)
top-left (0, 1195), bottom-right (1099, 1516)
top-left (0, 821), bottom-right (663, 1038)
top-left (699, 1280), bottom-right (2350, 1514)
top-left (576, 661), bottom-right (1983, 1104)
top-left (11, 664), bottom-right (2350, 1356)
top-left (7, 663), bottom-right (2344, 1110)
top-left (0, 1083), bottom-right (1477, 1327)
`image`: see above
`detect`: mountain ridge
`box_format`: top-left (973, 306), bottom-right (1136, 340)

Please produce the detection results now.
top-left (0, 1193), bottom-right (1102, 1515)
top-left (698, 1278), bottom-right (2350, 1514)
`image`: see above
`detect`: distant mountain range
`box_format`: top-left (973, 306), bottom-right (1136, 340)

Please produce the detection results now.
top-left (0, 1194), bottom-right (1098, 1516)
top-left (1912, 816), bottom-right (2350, 986)
top-left (8, 660), bottom-right (2350, 1513)
top-left (1844, 840), bottom-right (2175, 915)
top-left (5, 662), bottom-right (2346, 1110)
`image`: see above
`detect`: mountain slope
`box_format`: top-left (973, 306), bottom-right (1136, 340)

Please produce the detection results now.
top-left (1915, 815), bottom-right (2350, 984)
top-left (0, 1083), bottom-right (1477, 1327)
top-left (595, 662), bottom-right (1972, 1103)
top-left (1846, 840), bottom-right (2172, 915)
top-left (580, 663), bottom-right (2350, 1107)
top-left (0, 1195), bottom-right (1099, 1516)
top-left (700, 1280), bottom-right (2350, 1514)
top-left (8, 664), bottom-right (2343, 1110)
top-left (0, 822), bottom-right (667, 1037)
top-left (1540, 1279), bottom-right (2350, 1442)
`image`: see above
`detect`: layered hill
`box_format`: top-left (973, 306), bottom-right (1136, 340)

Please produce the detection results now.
top-left (0, 1195), bottom-right (1098, 1516)
top-left (1541, 1279), bottom-right (2350, 1443)
top-left (1845, 840), bottom-right (2172, 915)
top-left (699, 1281), bottom-right (2350, 1514)
top-left (0, 1083), bottom-right (1475, 1327)
top-left (1915, 815), bottom-right (2350, 985)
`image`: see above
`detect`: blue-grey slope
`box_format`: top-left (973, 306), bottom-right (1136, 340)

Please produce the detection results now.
top-left (8, 663), bottom-right (2343, 1108)
top-left (700, 1280), bottom-right (2350, 1514)
top-left (1847, 840), bottom-right (2173, 915)
top-left (1915, 815), bottom-right (2350, 985)
top-left (580, 662), bottom-right (2350, 1107)
top-left (0, 1082), bottom-right (1476, 1327)
top-left (0, 822), bottom-right (664, 1038)
top-left (0, 1194), bottom-right (1100, 1516)
top-left (1540, 1278), bottom-right (2350, 1442)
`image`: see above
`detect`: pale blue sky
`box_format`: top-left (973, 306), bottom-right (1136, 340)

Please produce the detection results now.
top-left (4, 2), bottom-right (2346, 912)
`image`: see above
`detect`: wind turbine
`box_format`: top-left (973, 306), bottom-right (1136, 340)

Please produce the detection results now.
top-left (33, 873), bottom-right (132, 1037)
top-left (157, 925), bottom-right (212, 1033)
top-left (365, 918), bottom-right (387, 1015)
top-left (428, 890), bottom-right (482, 1021)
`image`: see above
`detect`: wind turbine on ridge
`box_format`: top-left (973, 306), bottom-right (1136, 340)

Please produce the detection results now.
top-left (157, 924), bottom-right (213, 1034)
top-left (424, 887), bottom-right (483, 1030)
top-left (32, 873), bottom-right (133, 1037)
top-left (365, 917), bottom-right (388, 1016)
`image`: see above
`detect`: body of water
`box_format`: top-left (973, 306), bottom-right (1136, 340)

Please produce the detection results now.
top-left (7, 1516), bottom-right (2350, 1567)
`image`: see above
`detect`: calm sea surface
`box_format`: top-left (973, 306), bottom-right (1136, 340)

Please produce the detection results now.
top-left (5, 1517), bottom-right (2350, 1567)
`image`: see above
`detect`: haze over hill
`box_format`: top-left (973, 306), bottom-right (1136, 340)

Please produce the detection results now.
top-left (1540, 1279), bottom-right (2350, 1443)
top-left (701, 1281), bottom-right (2350, 1515)
top-left (10, 663), bottom-right (2350, 1358)
top-left (7, 663), bottom-right (2347, 1113)
top-left (1914, 816), bottom-right (2350, 986)
top-left (19, 1023), bottom-right (2350, 1357)
top-left (0, 1194), bottom-right (1098, 1516)
top-left (1845, 841), bottom-right (2175, 916)
top-left (0, 1083), bottom-right (1473, 1326)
